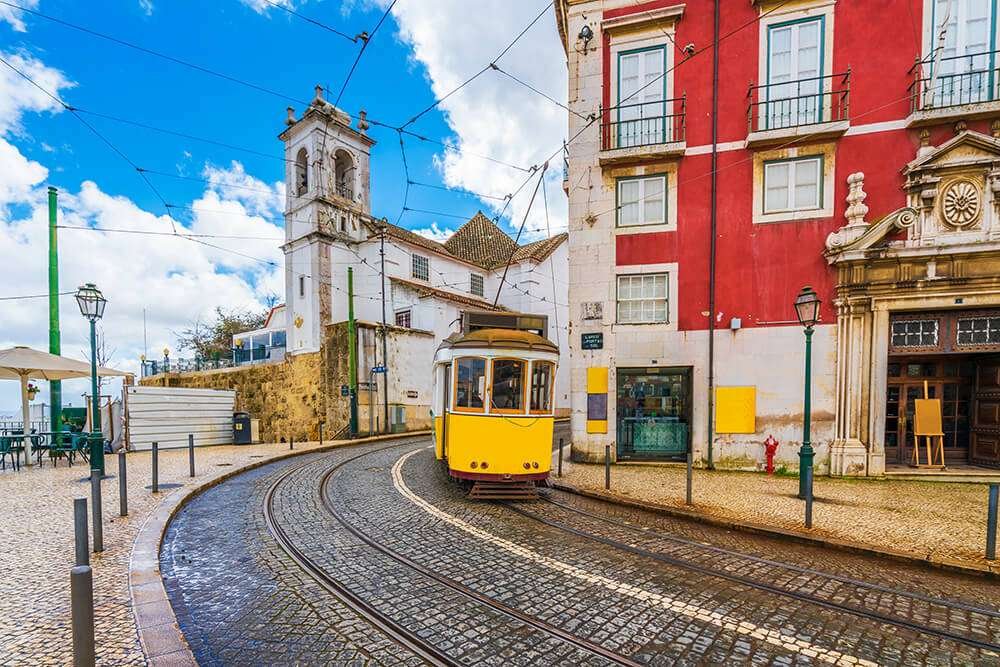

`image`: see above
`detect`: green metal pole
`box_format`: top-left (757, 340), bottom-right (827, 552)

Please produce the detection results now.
top-left (347, 267), bottom-right (358, 438)
top-left (798, 327), bottom-right (814, 500)
top-left (89, 319), bottom-right (104, 477)
top-left (48, 186), bottom-right (62, 441)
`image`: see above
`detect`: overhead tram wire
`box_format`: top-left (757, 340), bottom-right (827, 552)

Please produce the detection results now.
top-left (492, 163), bottom-right (548, 308)
top-left (490, 64), bottom-right (590, 121)
top-left (407, 180), bottom-right (510, 202)
top-left (0, 290), bottom-right (75, 302)
top-left (259, 0), bottom-right (359, 42)
top-left (56, 225), bottom-right (282, 242)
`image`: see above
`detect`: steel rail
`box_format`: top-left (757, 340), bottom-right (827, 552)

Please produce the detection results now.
top-left (318, 449), bottom-right (642, 667)
top-left (505, 500), bottom-right (1000, 655)
top-left (543, 494), bottom-right (1000, 618)
top-left (262, 440), bottom-right (458, 667)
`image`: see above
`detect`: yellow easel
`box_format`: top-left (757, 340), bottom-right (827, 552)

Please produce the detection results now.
top-left (911, 380), bottom-right (946, 469)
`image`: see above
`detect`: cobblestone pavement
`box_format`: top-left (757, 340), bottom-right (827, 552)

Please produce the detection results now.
top-left (162, 432), bottom-right (1000, 665)
top-left (558, 457), bottom-right (997, 569)
top-left (0, 439), bottom-right (334, 666)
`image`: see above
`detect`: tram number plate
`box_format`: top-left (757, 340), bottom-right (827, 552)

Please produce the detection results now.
top-left (581, 332), bottom-right (603, 350)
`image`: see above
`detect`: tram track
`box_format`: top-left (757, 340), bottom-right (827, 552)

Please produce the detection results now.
top-left (501, 493), bottom-right (1000, 656)
top-left (262, 440), bottom-right (459, 667)
top-left (317, 448), bottom-right (643, 667)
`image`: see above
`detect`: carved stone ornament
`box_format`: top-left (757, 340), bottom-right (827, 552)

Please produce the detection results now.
top-left (581, 301), bottom-right (603, 321)
top-left (824, 172), bottom-right (870, 250)
top-left (940, 179), bottom-right (981, 228)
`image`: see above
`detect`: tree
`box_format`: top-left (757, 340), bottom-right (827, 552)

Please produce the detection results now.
top-left (176, 306), bottom-right (269, 360)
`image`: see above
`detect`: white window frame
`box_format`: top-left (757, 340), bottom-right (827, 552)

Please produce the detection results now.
top-left (470, 273), bottom-right (485, 297)
top-left (762, 155), bottom-right (823, 215)
top-left (395, 309), bottom-right (412, 328)
top-left (765, 17), bottom-right (824, 128)
top-left (616, 273), bottom-right (669, 324)
top-left (411, 254), bottom-right (429, 281)
top-left (617, 174), bottom-right (667, 227)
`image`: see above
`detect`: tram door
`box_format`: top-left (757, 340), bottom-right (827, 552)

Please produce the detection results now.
top-left (441, 363), bottom-right (451, 460)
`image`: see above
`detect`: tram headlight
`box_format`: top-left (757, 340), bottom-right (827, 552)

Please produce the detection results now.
top-left (523, 462), bottom-right (531, 469)
top-left (470, 461), bottom-right (478, 469)
top-left (532, 462), bottom-right (539, 469)
top-left (481, 461), bottom-right (488, 469)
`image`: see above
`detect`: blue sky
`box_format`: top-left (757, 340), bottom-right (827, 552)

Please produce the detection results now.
top-left (0, 0), bottom-right (568, 411)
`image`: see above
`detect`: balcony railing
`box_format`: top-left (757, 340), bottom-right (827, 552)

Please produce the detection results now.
top-left (747, 70), bottom-right (850, 133)
top-left (909, 49), bottom-right (1000, 112)
top-left (335, 181), bottom-right (353, 199)
top-left (600, 96), bottom-right (686, 151)
top-left (140, 356), bottom-right (235, 378)
top-left (233, 343), bottom-right (286, 366)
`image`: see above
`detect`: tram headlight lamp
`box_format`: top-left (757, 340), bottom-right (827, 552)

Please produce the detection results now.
top-left (470, 461), bottom-right (478, 469)
top-left (481, 461), bottom-right (488, 469)
top-left (532, 462), bottom-right (539, 469)
top-left (523, 462), bottom-right (531, 470)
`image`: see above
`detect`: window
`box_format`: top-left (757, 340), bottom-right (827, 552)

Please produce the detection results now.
top-left (454, 357), bottom-right (486, 412)
top-left (340, 216), bottom-right (347, 233)
top-left (617, 46), bottom-right (667, 146)
top-left (412, 254), bottom-right (429, 281)
top-left (395, 309), bottom-right (412, 328)
top-left (470, 273), bottom-right (485, 297)
top-left (298, 275), bottom-right (305, 298)
top-left (271, 330), bottom-right (286, 347)
top-left (530, 361), bottom-right (555, 414)
top-left (957, 316), bottom-right (1000, 346)
top-left (763, 157), bottom-right (822, 214)
top-left (766, 18), bottom-right (823, 128)
top-left (617, 274), bottom-right (668, 324)
top-left (294, 148), bottom-right (308, 195)
top-left (491, 358), bottom-right (525, 413)
top-left (930, 0), bottom-right (993, 106)
top-left (891, 319), bottom-right (939, 347)
top-left (617, 175), bottom-right (666, 226)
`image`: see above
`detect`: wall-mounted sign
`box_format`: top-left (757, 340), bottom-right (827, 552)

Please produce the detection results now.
top-left (340, 384), bottom-right (350, 397)
top-left (406, 390), bottom-right (419, 399)
top-left (581, 332), bottom-right (603, 350)
top-left (582, 302), bottom-right (603, 321)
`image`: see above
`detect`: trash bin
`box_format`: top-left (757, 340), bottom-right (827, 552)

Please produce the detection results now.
top-left (233, 412), bottom-right (251, 444)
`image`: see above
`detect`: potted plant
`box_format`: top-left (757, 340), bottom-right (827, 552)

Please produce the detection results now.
top-left (26, 382), bottom-right (39, 401)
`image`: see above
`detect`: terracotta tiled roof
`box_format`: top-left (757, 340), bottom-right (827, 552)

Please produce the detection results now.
top-left (390, 277), bottom-right (506, 312)
top-left (443, 211), bottom-right (519, 269)
top-left (511, 232), bottom-right (568, 263)
top-left (380, 222), bottom-right (451, 257)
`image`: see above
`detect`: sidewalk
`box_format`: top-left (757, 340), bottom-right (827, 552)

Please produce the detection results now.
top-left (0, 439), bottom-right (336, 665)
top-left (555, 457), bottom-right (997, 573)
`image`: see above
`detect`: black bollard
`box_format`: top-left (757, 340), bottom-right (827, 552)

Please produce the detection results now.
top-left (188, 434), bottom-right (195, 478)
top-left (151, 442), bottom-right (159, 494)
top-left (118, 451), bottom-right (128, 517)
top-left (686, 450), bottom-right (693, 506)
top-left (90, 474), bottom-right (103, 553)
top-left (319, 422), bottom-right (324, 447)
top-left (74, 498), bottom-right (89, 566)
top-left (804, 465), bottom-right (814, 529)
top-left (988, 484), bottom-right (999, 561)
top-left (290, 436), bottom-right (294, 451)
top-left (557, 438), bottom-right (563, 478)
top-left (604, 445), bottom-right (611, 490)
top-left (71, 565), bottom-right (96, 666)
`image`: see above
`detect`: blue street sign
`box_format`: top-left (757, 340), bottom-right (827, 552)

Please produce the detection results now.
top-left (372, 365), bottom-right (387, 374)
top-left (340, 385), bottom-right (350, 397)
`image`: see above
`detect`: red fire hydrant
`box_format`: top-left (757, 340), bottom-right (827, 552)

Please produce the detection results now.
top-left (764, 435), bottom-right (779, 475)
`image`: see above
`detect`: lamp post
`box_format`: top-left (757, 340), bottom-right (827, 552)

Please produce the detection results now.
top-left (794, 286), bottom-right (821, 503)
top-left (75, 283), bottom-right (107, 477)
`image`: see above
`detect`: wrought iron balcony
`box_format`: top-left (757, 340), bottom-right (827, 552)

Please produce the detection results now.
top-left (909, 49), bottom-right (1000, 113)
top-left (600, 96), bottom-right (686, 156)
top-left (747, 70), bottom-right (851, 135)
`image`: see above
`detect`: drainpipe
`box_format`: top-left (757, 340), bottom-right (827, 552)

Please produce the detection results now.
top-left (706, 0), bottom-right (720, 470)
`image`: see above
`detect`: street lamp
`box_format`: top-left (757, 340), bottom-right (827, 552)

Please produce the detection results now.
top-left (76, 283), bottom-right (107, 477)
top-left (794, 285), bottom-right (821, 514)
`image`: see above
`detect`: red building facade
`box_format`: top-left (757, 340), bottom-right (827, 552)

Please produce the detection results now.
top-left (557, 0), bottom-right (1000, 475)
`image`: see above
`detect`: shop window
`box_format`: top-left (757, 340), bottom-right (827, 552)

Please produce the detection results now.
top-left (491, 358), bottom-right (525, 413)
top-left (617, 175), bottom-right (666, 226)
top-left (412, 254), bottom-right (429, 281)
top-left (617, 273), bottom-right (668, 324)
top-left (454, 357), bottom-right (486, 412)
top-left (530, 361), bottom-right (554, 414)
top-left (763, 156), bottom-right (822, 214)
top-left (470, 273), bottom-right (485, 297)
top-left (395, 309), bottom-right (412, 328)
top-left (956, 316), bottom-right (1000, 346)
top-left (616, 367), bottom-right (691, 461)
top-left (891, 319), bottom-right (938, 348)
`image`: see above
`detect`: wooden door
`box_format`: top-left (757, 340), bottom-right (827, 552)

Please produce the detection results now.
top-left (972, 357), bottom-right (1000, 468)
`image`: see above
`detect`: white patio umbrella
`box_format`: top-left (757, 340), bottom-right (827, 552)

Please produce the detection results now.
top-left (0, 346), bottom-right (128, 465)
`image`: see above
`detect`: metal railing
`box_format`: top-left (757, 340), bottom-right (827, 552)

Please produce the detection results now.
top-left (909, 49), bottom-right (1000, 112)
top-left (747, 70), bottom-right (850, 133)
top-left (600, 96), bottom-right (686, 151)
top-left (616, 416), bottom-right (689, 461)
top-left (233, 343), bottom-right (286, 366)
top-left (335, 181), bottom-right (353, 199)
top-left (141, 356), bottom-right (235, 378)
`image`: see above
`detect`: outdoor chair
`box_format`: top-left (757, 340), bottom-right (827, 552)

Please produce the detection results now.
top-left (0, 436), bottom-right (19, 471)
top-left (46, 432), bottom-right (79, 467)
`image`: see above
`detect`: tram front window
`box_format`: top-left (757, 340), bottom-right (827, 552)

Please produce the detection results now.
top-left (530, 361), bottom-right (554, 414)
top-left (492, 359), bottom-right (525, 413)
top-left (455, 357), bottom-right (486, 411)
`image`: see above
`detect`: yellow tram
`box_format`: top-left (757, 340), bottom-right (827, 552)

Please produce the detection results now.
top-left (432, 312), bottom-right (559, 496)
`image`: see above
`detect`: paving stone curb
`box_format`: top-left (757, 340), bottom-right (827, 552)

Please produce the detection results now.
top-left (549, 481), bottom-right (1000, 580)
top-left (128, 431), bottom-right (430, 665)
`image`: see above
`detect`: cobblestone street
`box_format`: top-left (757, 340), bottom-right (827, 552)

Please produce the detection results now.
top-left (160, 432), bottom-right (1000, 666)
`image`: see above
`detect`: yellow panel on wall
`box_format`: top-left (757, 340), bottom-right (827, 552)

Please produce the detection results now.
top-left (587, 367), bottom-right (608, 394)
top-left (587, 419), bottom-right (608, 434)
top-left (715, 386), bottom-right (756, 434)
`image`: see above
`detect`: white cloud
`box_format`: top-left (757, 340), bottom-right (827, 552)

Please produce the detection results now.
top-left (383, 0), bottom-right (569, 238)
top-left (411, 222), bottom-right (453, 242)
top-left (240, 0), bottom-right (296, 14)
top-left (201, 161), bottom-right (285, 217)
top-left (138, 0), bottom-right (154, 16)
top-left (0, 50), bottom-right (75, 136)
top-left (0, 0), bottom-right (38, 32)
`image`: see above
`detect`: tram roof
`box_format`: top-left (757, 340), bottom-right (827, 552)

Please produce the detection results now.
top-left (439, 328), bottom-right (558, 353)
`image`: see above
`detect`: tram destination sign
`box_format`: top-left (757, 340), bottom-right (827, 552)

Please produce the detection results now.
top-left (581, 332), bottom-right (604, 350)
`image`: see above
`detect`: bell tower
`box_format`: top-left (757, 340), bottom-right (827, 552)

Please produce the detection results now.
top-left (279, 86), bottom-right (375, 354)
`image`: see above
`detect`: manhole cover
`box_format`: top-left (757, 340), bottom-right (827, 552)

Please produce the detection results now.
top-left (144, 483), bottom-right (183, 490)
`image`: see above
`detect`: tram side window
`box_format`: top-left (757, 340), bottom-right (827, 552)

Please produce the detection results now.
top-left (455, 357), bottom-right (486, 411)
top-left (530, 361), bottom-right (554, 414)
top-left (491, 359), bottom-right (525, 413)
